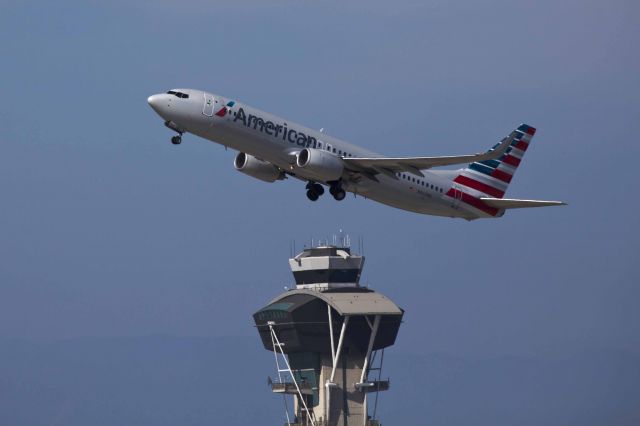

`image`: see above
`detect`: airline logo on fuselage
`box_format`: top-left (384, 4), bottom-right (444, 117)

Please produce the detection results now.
top-left (215, 101), bottom-right (235, 117)
top-left (233, 107), bottom-right (319, 148)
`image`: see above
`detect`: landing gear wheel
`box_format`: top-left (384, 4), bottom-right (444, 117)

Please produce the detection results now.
top-left (312, 183), bottom-right (324, 196)
top-left (329, 181), bottom-right (346, 201)
top-left (305, 182), bottom-right (324, 201)
top-left (171, 135), bottom-right (182, 145)
top-left (332, 189), bottom-right (346, 201)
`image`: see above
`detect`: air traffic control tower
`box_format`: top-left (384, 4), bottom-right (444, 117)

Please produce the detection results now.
top-left (253, 243), bottom-right (404, 426)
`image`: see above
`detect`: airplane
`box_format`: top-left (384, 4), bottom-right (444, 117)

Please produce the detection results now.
top-left (147, 89), bottom-right (566, 219)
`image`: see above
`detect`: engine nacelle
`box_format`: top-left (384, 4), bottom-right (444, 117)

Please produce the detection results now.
top-left (296, 148), bottom-right (344, 182)
top-left (234, 152), bottom-right (283, 183)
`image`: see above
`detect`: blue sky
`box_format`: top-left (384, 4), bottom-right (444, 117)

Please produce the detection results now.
top-left (0, 0), bottom-right (639, 422)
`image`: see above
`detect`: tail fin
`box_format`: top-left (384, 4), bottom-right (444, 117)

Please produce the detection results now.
top-left (453, 124), bottom-right (536, 199)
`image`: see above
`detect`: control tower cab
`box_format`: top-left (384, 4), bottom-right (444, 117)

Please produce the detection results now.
top-left (254, 244), bottom-right (404, 426)
top-left (290, 246), bottom-right (364, 290)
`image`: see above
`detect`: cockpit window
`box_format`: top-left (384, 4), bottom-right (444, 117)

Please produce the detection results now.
top-left (166, 91), bottom-right (189, 99)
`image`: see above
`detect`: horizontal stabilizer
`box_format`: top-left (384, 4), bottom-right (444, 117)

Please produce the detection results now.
top-left (480, 198), bottom-right (567, 209)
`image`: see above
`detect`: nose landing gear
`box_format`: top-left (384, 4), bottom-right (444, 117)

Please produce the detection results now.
top-left (165, 120), bottom-right (183, 145)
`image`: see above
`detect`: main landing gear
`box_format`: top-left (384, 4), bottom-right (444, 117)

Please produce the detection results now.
top-left (329, 183), bottom-right (346, 201)
top-left (171, 135), bottom-right (182, 145)
top-left (306, 182), bottom-right (324, 201)
top-left (305, 181), bottom-right (346, 202)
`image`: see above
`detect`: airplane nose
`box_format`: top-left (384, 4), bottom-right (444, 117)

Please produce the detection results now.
top-left (147, 94), bottom-right (161, 110)
top-left (147, 93), bottom-right (170, 118)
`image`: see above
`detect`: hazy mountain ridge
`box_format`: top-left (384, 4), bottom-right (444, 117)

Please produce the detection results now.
top-left (1, 336), bottom-right (638, 426)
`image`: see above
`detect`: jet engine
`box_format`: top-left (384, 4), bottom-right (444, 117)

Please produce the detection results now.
top-left (296, 148), bottom-right (344, 182)
top-left (234, 152), bottom-right (284, 183)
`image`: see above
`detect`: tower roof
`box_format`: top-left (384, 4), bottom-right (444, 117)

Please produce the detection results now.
top-left (266, 289), bottom-right (403, 316)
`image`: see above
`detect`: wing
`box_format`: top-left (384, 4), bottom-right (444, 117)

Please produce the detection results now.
top-left (480, 198), bottom-right (567, 209)
top-left (343, 132), bottom-right (516, 178)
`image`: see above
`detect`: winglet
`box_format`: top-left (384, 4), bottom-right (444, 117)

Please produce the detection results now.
top-left (470, 132), bottom-right (516, 164)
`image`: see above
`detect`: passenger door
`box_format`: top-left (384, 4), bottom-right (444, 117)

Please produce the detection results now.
top-left (451, 183), bottom-right (463, 209)
top-left (202, 92), bottom-right (215, 116)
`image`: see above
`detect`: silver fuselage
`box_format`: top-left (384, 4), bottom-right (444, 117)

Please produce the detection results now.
top-left (148, 89), bottom-right (484, 219)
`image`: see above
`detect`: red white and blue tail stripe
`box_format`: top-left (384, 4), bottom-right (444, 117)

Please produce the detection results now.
top-left (447, 124), bottom-right (536, 216)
